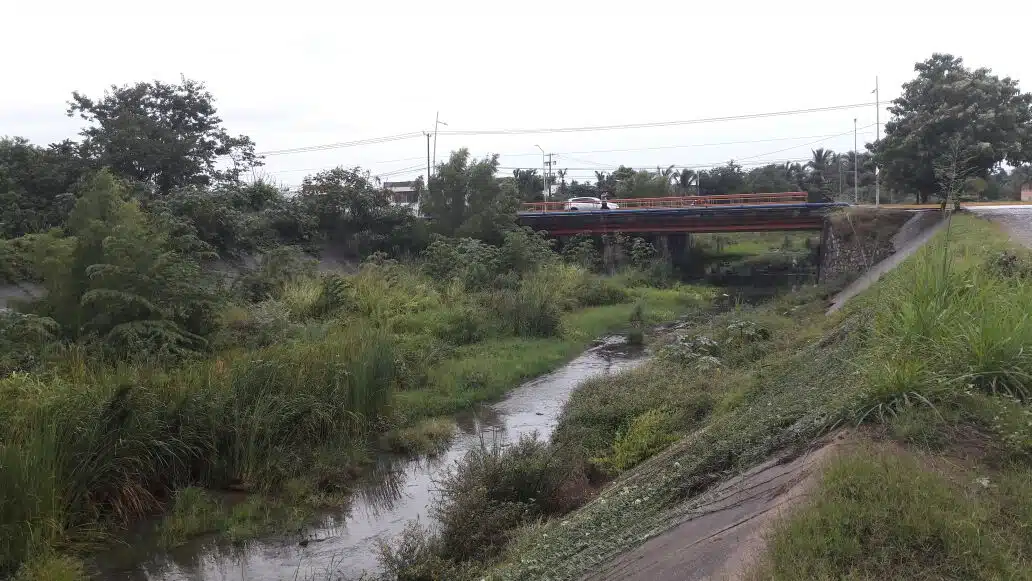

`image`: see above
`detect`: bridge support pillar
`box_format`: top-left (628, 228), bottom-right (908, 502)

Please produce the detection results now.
top-left (658, 233), bottom-right (692, 270)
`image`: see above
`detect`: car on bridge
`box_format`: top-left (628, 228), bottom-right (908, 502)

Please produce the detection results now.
top-left (564, 197), bottom-right (620, 211)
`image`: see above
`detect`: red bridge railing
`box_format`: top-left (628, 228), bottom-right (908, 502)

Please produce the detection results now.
top-left (521, 192), bottom-right (807, 213)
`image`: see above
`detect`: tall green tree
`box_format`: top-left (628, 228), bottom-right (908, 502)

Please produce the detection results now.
top-left (297, 167), bottom-right (424, 256)
top-left (36, 171), bottom-right (218, 358)
top-left (875, 54), bottom-right (1032, 203)
top-left (422, 149), bottom-right (518, 244)
top-left (805, 148), bottom-right (835, 198)
top-left (68, 77), bottom-right (260, 195)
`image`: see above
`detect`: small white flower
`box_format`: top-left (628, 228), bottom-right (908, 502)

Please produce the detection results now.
top-left (674, 461), bottom-right (681, 468)
top-left (976, 476), bottom-right (990, 488)
top-left (634, 499), bottom-right (642, 505)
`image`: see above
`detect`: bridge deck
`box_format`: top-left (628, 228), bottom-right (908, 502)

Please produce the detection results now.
top-left (517, 200), bottom-right (846, 235)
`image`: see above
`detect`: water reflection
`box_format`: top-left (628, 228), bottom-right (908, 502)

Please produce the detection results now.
top-left (94, 337), bottom-right (647, 581)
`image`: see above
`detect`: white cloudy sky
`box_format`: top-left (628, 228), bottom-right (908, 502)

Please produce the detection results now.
top-left (4, 0), bottom-right (1031, 187)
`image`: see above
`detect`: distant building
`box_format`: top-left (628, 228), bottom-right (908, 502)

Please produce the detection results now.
top-left (385, 180), bottom-right (421, 214)
top-left (1021, 184), bottom-right (1032, 202)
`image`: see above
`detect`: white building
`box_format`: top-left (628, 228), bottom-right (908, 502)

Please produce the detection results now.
top-left (385, 180), bottom-right (421, 215)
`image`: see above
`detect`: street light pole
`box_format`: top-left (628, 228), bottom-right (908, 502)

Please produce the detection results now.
top-left (432, 112), bottom-right (447, 176)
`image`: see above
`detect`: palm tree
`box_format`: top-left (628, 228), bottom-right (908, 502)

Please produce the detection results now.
top-left (677, 169), bottom-right (698, 195)
top-left (807, 148), bottom-right (836, 198)
top-left (557, 169), bottom-right (568, 195)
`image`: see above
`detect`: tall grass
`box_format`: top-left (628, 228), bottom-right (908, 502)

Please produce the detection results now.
top-left (852, 216), bottom-right (1032, 422)
top-left (749, 447), bottom-right (1032, 580)
top-left (0, 325), bottom-right (401, 574)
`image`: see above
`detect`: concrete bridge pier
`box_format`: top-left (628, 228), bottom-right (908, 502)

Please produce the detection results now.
top-left (655, 233), bottom-right (692, 269)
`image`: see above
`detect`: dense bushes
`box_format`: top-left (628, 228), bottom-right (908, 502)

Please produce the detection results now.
top-left (377, 435), bottom-right (587, 579)
top-left (0, 325), bottom-right (401, 573)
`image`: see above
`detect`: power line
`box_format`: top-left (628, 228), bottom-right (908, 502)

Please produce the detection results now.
top-left (265, 155), bottom-right (427, 175)
top-left (736, 124), bottom-right (876, 161)
top-left (550, 126), bottom-right (876, 173)
top-left (256, 101), bottom-right (885, 157)
top-left (501, 157), bottom-right (815, 172)
top-left (437, 102), bottom-right (880, 136)
top-left (259, 132), bottom-right (424, 156)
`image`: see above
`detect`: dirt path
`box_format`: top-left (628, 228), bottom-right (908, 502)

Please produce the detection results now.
top-left (967, 206), bottom-right (1032, 248)
top-left (583, 434), bottom-right (850, 581)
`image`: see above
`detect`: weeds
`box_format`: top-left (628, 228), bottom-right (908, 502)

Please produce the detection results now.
top-left (748, 447), bottom-right (1032, 580)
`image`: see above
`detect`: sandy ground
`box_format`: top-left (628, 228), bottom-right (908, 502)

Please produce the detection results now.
top-left (583, 434), bottom-right (851, 581)
top-left (967, 206), bottom-right (1032, 248)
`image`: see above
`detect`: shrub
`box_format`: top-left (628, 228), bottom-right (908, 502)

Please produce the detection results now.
top-left (432, 305), bottom-right (490, 345)
top-left (377, 522), bottom-right (482, 581)
top-left (214, 300), bottom-right (296, 350)
top-left (279, 276), bottom-right (325, 320)
top-left (0, 313), bottom-right (60, 374)
top-left (595, 409), bottom-right (677, 472)
top-left (431, 434), bottom-right (586, 563)
top-left (233, 246), bottom-right (317, 302)
top-left (573, 275), bottom-right (628, 307)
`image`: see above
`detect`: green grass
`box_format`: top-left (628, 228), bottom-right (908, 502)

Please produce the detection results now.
top-left (480, 214), bottom-right (1032, 580)
top-left (392, 286), bottom-right (712, 423)
top-left (0, 255), bottom-right (713, 574)
top-left (11, 553), bottom-right (86, 581)
top-left (386, 418), bottom-right (456, 456)
top-left (748, 447), bottom-right (1032, 581)
top-left (158, 487), bottom-right (227, 547)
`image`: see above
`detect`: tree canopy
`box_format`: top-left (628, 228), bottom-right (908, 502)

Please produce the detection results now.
top-left (875, 54), bottom-right (1032, 203)
top-left (422, 149), bottom-right (519, 244)
top-left (68, 77), bottom-right (260, 195)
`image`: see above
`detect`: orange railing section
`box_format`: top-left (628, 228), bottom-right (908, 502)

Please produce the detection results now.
top-left (521, 192), bottom-right (808, 213)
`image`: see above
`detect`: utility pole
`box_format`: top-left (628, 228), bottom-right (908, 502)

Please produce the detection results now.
top-left (424, 131), bottom-right (431, 193)
top-left (874, 76), bottom-right (881, 207)
top-left (432, 112), bottom-right (447, 176)
top-left (544, 153), bottom-right (556, 200)
top-left (535, 144), bottom-right (546, 200)
top-left (853, 118), bottom-right (859, 204)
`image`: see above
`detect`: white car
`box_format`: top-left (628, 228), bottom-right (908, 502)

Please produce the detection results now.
top-left (564, 197), bottom-right (619, 211)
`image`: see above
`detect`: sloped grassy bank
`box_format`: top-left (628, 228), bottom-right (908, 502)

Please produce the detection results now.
top-left (373, 214), bottom-right (1032, 580)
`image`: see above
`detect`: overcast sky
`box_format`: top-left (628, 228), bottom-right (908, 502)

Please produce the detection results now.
top-left (4, 0), bottom-right (1031, 187)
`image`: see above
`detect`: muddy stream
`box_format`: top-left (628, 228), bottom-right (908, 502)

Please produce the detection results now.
top-left (95, 336), bottom-right (647, 580)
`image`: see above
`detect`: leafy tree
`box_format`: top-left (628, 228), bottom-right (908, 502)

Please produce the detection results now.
top-left (0, 137), bottom-right (91, 237)
top-left (68, 77), bottom-right (260, 195)
top-left (422, 149), bottom-right (518, 244)
top-left (509, 168), bottom-right (544, 202)
top-left (35, 171), bottom-right (219, 359)
top-left (875, 54), bottom-right (1032, 203)
top-left (699, 161), bottom-right (747, 195)
top-left (745, 164), bottom-right (796, 193)
top-left (297, 167), bottom-right (426, 256)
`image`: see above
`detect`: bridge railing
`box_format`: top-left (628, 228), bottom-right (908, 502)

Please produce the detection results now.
top-left (521, 192), bottom-right (808, 213)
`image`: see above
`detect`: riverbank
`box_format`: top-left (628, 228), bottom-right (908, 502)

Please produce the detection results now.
top-left (365, 213), bottom-right (1032, 580)
top-left (0, 249), bottom-right (717, 580)
top-left (492, 213), bottom-right (1032, 580)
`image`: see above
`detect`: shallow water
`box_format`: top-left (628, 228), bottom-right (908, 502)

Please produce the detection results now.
top-left (96, 337), bottom-right (646, 581)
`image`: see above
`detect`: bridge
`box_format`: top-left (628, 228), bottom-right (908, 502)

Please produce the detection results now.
top-left (517, 192), bottom-right (847, 235)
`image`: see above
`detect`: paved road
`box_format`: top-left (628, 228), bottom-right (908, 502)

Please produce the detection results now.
top-left (968, 205), bottom-right (1032, 248)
